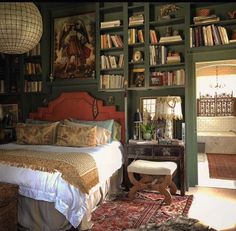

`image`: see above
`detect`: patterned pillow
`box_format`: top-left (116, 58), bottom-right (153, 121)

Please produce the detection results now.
top-left (64, 119), bottom-right (111, 145)
top-left (16, 122), bottom-right (59, 145)
top-left (55, 124), bottom-right (97, 147)
top-left (112, 121), bottom-right (121, 141)
top-left (69, 119), bottom-right (114, 142)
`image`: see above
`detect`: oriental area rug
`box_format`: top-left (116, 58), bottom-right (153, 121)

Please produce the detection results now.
top-left (91, 191), bottom-right (193, 231)
top-left (207, 153), bottom-right (236, 180)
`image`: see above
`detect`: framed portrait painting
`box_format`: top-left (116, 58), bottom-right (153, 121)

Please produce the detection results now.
top-left (53, 12), bottom-right (95, 79)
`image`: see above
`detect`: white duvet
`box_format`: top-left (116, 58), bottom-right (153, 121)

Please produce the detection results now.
top-left (0, 141), bottom-right (123, 228)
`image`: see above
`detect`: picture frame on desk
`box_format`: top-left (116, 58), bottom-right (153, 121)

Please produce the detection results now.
top-left (52, 12), bottom-right (95, 80)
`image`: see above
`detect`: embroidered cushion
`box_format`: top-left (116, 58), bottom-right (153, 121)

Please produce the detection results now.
top-left (56, 124), bottom-right (97, 147)
top-left (112, 121), bottom-right (121, 141)
top-left (16, 122), bottom-right (59, 145)
top-left (64, 119), bottom-right (111, 145)
top-left (69, 119), bottom-right (117, 142)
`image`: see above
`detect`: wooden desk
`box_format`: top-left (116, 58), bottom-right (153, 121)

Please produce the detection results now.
top-left (124, 141), bottom-right (186, 196)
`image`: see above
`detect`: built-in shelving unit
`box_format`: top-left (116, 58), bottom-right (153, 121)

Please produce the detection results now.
top-left (97, 2), bottom-right (186, 92)
top-left (23, 42), bottom-right (43, 93)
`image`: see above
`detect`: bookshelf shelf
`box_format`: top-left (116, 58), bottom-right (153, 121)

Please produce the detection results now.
top-left (100, 26), bottom-right (123, 32)
top-left (150, 62), bottom-right (185, 69)
top-left (99, 5), bottom-right (123, 13)
top-left (150, 17), bottom-right (185, 27)
top-left (189, 2), bottom-right (236, 49)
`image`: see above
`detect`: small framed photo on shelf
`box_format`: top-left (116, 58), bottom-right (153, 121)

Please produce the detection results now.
top-left (150, 72), bottom-right (163, 86)
top-left (130, 68), bottom-right (145, 87)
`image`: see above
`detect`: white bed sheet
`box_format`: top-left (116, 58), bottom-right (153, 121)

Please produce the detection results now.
top-left (0, 141), bottom-right (123, 228)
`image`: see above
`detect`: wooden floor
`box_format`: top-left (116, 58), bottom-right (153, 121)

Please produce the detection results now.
top-left (187, 186), bottom-right (236, 231)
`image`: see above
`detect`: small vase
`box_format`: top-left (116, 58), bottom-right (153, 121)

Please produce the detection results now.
top-left (143, 132), bottom-right (152, 140)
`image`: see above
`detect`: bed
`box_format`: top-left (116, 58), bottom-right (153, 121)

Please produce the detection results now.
top-left (0, 91), bottom-right (125, 231)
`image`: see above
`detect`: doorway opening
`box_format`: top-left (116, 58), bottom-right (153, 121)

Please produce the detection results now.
top-left (195, 60), bottom-right (236, 189)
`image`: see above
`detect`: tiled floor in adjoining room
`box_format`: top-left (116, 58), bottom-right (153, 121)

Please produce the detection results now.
top-left (185, 153), bottom-right (236, 231)
top-left (188, 186), bottom-right (236, 231)
top-left (197, 153), bottom-right (236, 189)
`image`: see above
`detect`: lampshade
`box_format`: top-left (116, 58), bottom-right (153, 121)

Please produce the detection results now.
top-left (0, 3), bottom-right (43, 54)
top-left (155, 96), bottom-right (183, 120)
top-left (155, 96), bottom-right (183, 140)
top-left (134, 109), bottom-right (142, 122)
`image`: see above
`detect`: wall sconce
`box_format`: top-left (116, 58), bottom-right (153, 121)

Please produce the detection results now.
top-left (0, 3), bottom-right (43, 54)
top-left (155, 96), bottom-right (183, 140)
top-left (133, 109), bottom-right (142, 140)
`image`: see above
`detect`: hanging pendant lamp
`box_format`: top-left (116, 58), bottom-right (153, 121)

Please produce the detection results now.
top-left (0, 2), bottom-right (43, 54)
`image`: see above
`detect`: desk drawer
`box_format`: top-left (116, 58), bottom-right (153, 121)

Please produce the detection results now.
top-left (127, 146), bottom-right (153, 157)
top-left (153, 146), bottom-right (182, 156)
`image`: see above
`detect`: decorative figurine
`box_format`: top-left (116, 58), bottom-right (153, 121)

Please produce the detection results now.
top-left (160, 4), bottom-right (180, 19)
top-left (228, 9), bottom-right (236, 19)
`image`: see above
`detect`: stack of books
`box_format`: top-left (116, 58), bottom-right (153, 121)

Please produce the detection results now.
top-left (100, 20), bottom-right (121, 29)
top-left (159, 35), bottom-right (182, 43)
top-left (193, 14), bottom-right (220, 25)
top-left (129, 14), bottom-right (144, 26)
top-left (166, 55), bottom-right (181, 64)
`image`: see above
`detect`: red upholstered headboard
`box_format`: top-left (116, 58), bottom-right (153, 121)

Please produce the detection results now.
top-left (29, 91), bottom-right (125, 144)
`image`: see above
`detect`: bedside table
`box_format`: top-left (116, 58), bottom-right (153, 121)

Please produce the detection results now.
top-left (124, 141), bottom-right (186, 196)
top-left (0, 127), bottom-right (16, 144)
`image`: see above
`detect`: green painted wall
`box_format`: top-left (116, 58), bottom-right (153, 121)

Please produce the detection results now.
top-left (1, 2), bottom-right (236, 188)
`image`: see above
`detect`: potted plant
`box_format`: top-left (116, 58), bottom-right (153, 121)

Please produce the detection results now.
top-left (140, 121), bottom-right (156, 140)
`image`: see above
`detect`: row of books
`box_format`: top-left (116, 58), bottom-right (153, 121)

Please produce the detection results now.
top-left (100, 20), bottom-right (121, 29)
top-left (150, 29), bottom-right (158, 44)
top-left (150, 69), bottom-right (185, 86)
top-left (101, 54), bottom-right (124, 69)
top-left (24, 63), bottom-right (42, 75)
top-left (150, 45), bottom-right (181, 66)
top-left (129, 14), bottom-right (144, 26)
top-left (190, 24), bottom-right (230, 47)
top-left (24, 80), bottom-right (42, 93)
top-left (100, 74), bottom-right (124, 89)
top-left (26, 43), bottom-right (41, 56)
top-left (128, 29), bottom-right (144, 44)
top-left (100, 34), bottom-right (123, 49)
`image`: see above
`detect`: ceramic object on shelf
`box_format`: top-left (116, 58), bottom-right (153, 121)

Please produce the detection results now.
top-left (196, 8), bottom-right (210, 17)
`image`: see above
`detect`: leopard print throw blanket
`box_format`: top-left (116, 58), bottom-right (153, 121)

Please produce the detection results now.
top-left (0, 149), bottom-right (99, 194)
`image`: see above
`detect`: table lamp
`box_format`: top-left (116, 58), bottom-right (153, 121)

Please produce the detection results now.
top-left (155, 96), bottom-right (183, 140)
top-left (133, 109), bottom-right (142, 140)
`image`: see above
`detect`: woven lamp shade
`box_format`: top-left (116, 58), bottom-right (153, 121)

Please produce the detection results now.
top-left (0, 3), bottom-right (43, 54)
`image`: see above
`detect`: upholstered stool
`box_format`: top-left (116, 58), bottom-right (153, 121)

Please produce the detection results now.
top-left (127, 160), bottom-right (177, 205)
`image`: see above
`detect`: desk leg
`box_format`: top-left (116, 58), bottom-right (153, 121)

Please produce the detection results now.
top-left (179, 158), bottom-right (185, 196)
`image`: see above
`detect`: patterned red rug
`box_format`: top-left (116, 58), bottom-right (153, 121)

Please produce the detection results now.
top-left (207, 153), bottom-right (236, 180)
top-left (91, 191), bottom-right (193, 231)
